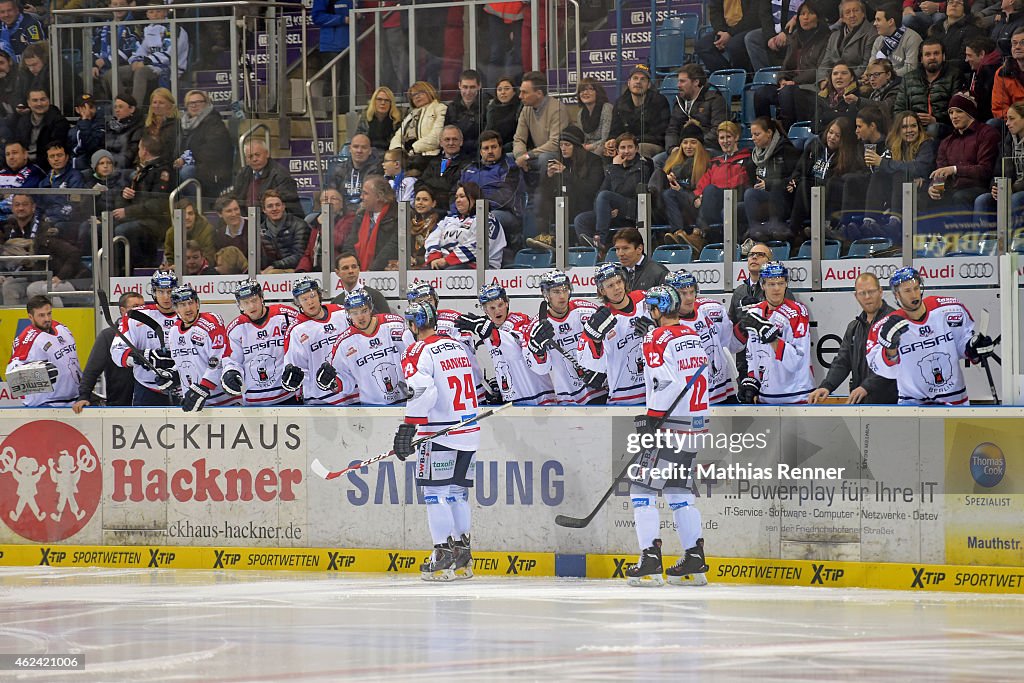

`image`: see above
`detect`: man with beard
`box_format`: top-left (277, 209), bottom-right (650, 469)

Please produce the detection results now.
top-left (894, 38), bottom-right (963, 138)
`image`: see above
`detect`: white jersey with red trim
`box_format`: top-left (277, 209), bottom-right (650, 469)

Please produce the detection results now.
top-left (734, 299), bottom-right (814, 404)
top-left (523, 299), bottom-right (607, 405)
top-left (866, 296), bottom-right (975, 405)
top-left (483, 311), bottom-right (556, 405)
top-left (283, 304), bottom-right (356, 405)
top-left (577, 290), bottom-right (647, 405)
top-left (643, 324), bottom-right (709, 430)
top-left (6, 321), bottom-right (80, 407)
top-left (110, 303), bottom-right (178, 391)
top-left (679, 298), bottom-right (742, 404)
top-left (330, 313), bottom-right (415, 405)
top-left (436, 308), bottom-right (485, 399)
top-left (223, 304), bottom-right (300, 405)
top-left (167, 312), bottom-right (235, 406)
top-left (402, 334), bottom-right (481, 451)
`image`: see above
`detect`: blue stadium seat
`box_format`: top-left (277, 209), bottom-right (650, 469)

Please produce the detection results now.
top-left (708, 68), bottom-right (747, 104)
top-left (604, 249), bottom-right (620, 263)
top-left (794, 240), bottom-right (841, 260)
top-left (568, 246), bottom-right (598, 267)
top-left (788, 121), bottom-right (814, 150)
top-left (678, 13), bottom-right (700, 54)
top-left (766, 240), bottom-right (790, 260)
top-left (843, 237), bottom-right (892, 258)
top-left (698, 243), bottom-right (724, 262)
top-left (652, 244), bottom-right (693, 264)
top-left (513, 248), bottom-right (553, 269)
top-left (660, 74), bottom-right (678, 97)
top-left (753, 67), bottom-right (782, 86)
top-left (654, 28), bottom-right (685, 76)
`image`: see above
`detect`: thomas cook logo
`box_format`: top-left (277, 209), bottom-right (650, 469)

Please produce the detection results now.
top-left (0, 421), bottom-right (101, 542)
top-left (970, 442), bottom-right (1005, 488)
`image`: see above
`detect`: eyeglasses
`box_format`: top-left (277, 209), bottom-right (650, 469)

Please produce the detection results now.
top-left (374, 96), bottom-right (391, 103)
top-left (865, 71), bottom-right (886, 79)
top-left (185, 99), bottom-right (206, 106)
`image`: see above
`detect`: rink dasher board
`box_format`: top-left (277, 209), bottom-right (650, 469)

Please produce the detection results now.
top-left (1, 543), bottom-right (1023, 595)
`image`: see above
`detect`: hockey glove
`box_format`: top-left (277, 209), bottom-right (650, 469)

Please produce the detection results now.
top-left (738, 376), bottom-right (761, 404)
top-left (455, 313), bottom-right (495, 340)
top-left (877, 315), bottom-right (910, 351)
top-left (582, 369), bottom-right (607, 389)
top-left (145, 347), bottom-right (175, 372)
top-left (42, 361), bottom-right (59, 385)
top-left (221, 369), bottom-right (244, 396)
top-left (527, 320), bottom-right (553, 356)
top-left (633, 414), bottom-right (656, 435)
top-left (582, 306), bottom-right (615, 342)
top-left (182, 381), bottom-right (213, 413)
top-left (393, 422), bottom-right (418, 461)
top-left (281, 364), bottom-right (304, 392)
top-left (482, 376), bottom-right (503, 404)
top-left (315, 361), bottom-right (339, 392)
top-left (633, 316), bottom-right (656, 338)
top-left (743, 310), bottom-right (780, 344)
top-left (965, 333), bottom-right (995, 363)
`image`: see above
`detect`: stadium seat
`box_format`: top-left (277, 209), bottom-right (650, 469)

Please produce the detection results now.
top-left (654, 28), bottom-right (685, 76)
top-left (766, 240), bottom-right (790, 260)
top-left (794, 240), bottom-right (841, 260)
top-left (753, 67), bottom-right (782, 86)
top-left (604, 248), bottom-right (620, 263)
top-left (843, 237), bottom-right (892, 258)
top-left (678, 12), bottom-right (700, 55)
top-left (788, 122), bottom-right (814, 150)
top-left (567, 246), bottom-right (598, 267)
top-left (708, 68), bottom-right (747, 104)
top-left (652, 244), bottom-right (693, 264)
top-left (660, 74), bottom-right (678, 97)
top-left (698, 243), bottom-right (724, 262)
top-left (1011, 235), bottom-right (1024, 253)
top-left (513, 248), bottom-right (553, 269)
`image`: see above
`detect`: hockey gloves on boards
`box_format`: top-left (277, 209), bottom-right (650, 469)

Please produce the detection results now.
top-left (221, 369), bottom-right (244, 396)
top-left (742, 310), bottom-right (780, 344)
top-left (738, 376), bottom-right (761, 404)
top-left (315, 362), bottom-right (339, 392)
top-left (456, 313), bottom-right (495, 340)
top-left (582, 306), bottom-right (615, 343)
top-left (966, 333), bottom-right (996, 363)
top-left (182, 380), bottom-right (215, 412)
top-left (42, 361), bottom-right (59, 385)
top-left (877, 315), bottom-right (910, 351)
top-left (582, 370), bottom-right (607, 390)
top-left (527, 319), bottom-right (554, 356)
top-left (393, 423), bottom-right (418, 461)
top-left (281, 364), bottom-right (304, 392)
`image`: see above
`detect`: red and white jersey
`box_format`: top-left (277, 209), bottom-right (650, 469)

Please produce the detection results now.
top-left (436, 308), bottom-right (485, 399)
top-left (402, 334), bottom-right (481, 451)
top-left (223, 304), bottom-right (300, 406)
top-left (734, 299), bottom-right (814, 404)
top-left (483, 312), bottom-right (556, 405)
top-left (6, 321), bottom-right (80, 407)
top-left (866, 296), bottom-right (975, 405)
top-left (110, 303), bottom-right (177, 391)
top-left (643, 324), bottom-right (710, 431)
top-left (167, 312), bottom-right (235, 406)
top-left (330, 314), bottom-right (415, 405)
top-left (679, 298), bottom-right (742, 404)
top-left (577, 291), bottom-right (647, 405)
top-left (283, 304), bottom-right (356, 405)
top-left (523, 300), bottom-right (607, 405)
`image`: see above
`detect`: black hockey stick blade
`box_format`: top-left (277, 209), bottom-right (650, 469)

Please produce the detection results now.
top-left (128, 308), bottom-right (167, 346)
top-left (98, 289), bottom-right (172, 382)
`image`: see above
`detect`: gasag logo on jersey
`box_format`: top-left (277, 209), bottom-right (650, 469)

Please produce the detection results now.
top-left (357, 346), bottom-right (399, 367)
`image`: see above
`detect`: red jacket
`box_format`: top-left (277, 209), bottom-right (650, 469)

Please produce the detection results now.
top-left (694, 148), bottom-right (754, 198)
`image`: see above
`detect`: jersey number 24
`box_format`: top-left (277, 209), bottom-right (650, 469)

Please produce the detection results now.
top-left (447, 373), bottom-right (478, 411)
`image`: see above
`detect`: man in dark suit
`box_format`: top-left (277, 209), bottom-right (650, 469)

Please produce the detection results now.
top-left (612, 227), bottom-right (667, 293)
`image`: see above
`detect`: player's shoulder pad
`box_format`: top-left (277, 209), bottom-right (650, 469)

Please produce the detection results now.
top-left (506, 311), bottom-right (531, 327)
top-left (271, 303), bottom-right (300, 319)
top-left (402, 339), bottom-right (429, 367)
top-left (927, 295), bottom-right (966, 312)
top-left (568, 299), bottom-right (599, 312)
top-left (380, 313), bottom-right (406, 325)
top-left (335, 327), bottom-right (358, 343)
top-left (778, 300), bottom-right (808, 318)
top-left (15, 325), bottom-right (40, 346)
top-left (695, 297), bottom-right (726, 319)
top-left (436, 309), bottom-right (460, 322)
top-left (226, 313), bottom-right (249, 332)
top-left (195, 313), bottom-right (223, 333)
top-left (628, 290), bottom-right (646, 305)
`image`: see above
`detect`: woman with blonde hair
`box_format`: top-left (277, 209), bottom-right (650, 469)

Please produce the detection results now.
top-left (357, 86), bottom-right (402, 151)
top-left (215, 246), bottom-right (249, 275)
top-left (863, 110), bottom-right (937, 224)
top-left (659, 123), bottom-right (710, 246)
top-left (390, 81), bottom-right (447, 171)
top-left (145, 87), bottom-right (181, 162)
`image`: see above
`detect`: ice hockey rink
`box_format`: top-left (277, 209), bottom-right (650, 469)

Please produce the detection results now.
top-left (2, 567), bottom-right (1023, 682)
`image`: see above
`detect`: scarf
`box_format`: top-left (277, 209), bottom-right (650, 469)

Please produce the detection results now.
top-left (181, 102), bottom-right (214, 131)
top-left (354, 203), bottom-right (389, 271)
top-left (579, 103), bottom-right (602, 134)
top-left (880, 26), bottom-right (906, 59)
top-left (751, 132), bottom-right (782, 168)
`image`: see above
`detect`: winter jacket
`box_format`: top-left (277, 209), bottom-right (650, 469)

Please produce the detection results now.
top-left (33, 223), bottom-right (84, 281)
top-left (296, 213), bottom-right (348, 272)
top-left (817, 20), bottom-right (878, 84)
top-left (752, 135), bottom-right (801, 193)
top-left (894, 63), bottom-right (963, 127)
top-left (226, 159), bottom-right (303, 217)
top-left (445, 93), bottom-right (492, 156)
top-left (259, 213), bottom-right (310, 271)
top-left (819, 301), bottom-right (898, 404)
top-left (547, 144), bottom-right (605, 219)
top-left (341, 205), bottom-right (399, 271)
top-left (608, 88), bottom-right (670, 148)
top-left (484, 98), bottom-right (522, 154)
top-left (68, 117), bottom-right (104, 172)
top-left (128, 22), bottom-right (189, 81)
top-left (599, 155), bottom-right (655, 198)
top-left (779, 24), bottom-right (832, 90)
top-left (38, 166), bottom-right (86, 223)
top-left (990, 11), bottom-right (1024, 55)
top-left (311, 0), bottom-right (352, 53)
top-left (969, 49), bottom-right (1003, 122)
top-left (163, 214), bottom-right (216, 265)
top-left (991, 58), bottom-right (1024, 120)
top-left (92, 19), bottom-right (140, 72)
top-left (10, 106), bottom-right (71, 172)
top-left (116, 158), bottom-right (173, 228)
top-left (878, 137), bottom-right (938, 181)
top-left (459, 155), bottom-right (525, 215)
top-left (935, 120), bottom-right (1002, 190)
top-left (814, 81), bottom-right (860, 131)
top-left (415, 152), bottom-right (474, 207)
top-left (576, 101), bottom-right (613, 151)
top-left (708, 0), bottom-right (760, 34)
top-left (513, 96), bottom-right (570, 158)
top-left (106, 111), bottom-right (144, 171)
top-left (870, 28), bottom-right (922, 77)
top-left (665, 86), bottom-right (729, 151)
top-left (326, 148), bottom-right (384, 208)
top-left (146, 117), bottom-right (181, 163)
top-left (928, 15), bottom-right (984, 73)
top-left (356, 114), bottom-right (399, 152)
top-left (858, 76), bottom-right (901, 119)
top-left (990, 132), bottom-right (1024, 192)
top-left (180, 105), bottom-right (233, 193)
top-left (390, 99), bottom-right (448, 156)
top-left (694, 148), bottom-right (754, 198)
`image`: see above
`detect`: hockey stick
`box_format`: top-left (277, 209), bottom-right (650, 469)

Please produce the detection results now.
top-left (555, 363), bottom-right (707, 529)
top-left (98, 289), bottom-right (170, 379)
top-left (310, 402), bottom-right (514, 481)
top-left (128, 309), bottom-right (167, 346)
top-left (537, 300), bottom-right (589, 375)
top-left (976, 309), bottom-right (999, 404)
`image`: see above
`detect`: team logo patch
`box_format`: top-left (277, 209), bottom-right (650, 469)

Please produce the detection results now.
top-left (207, 357), bottom-right (220, 369)
top-left (299, 333), bottom-right (309, 343)
top-left (345, 346), bottom-right (357, 357)
top-left (191, 334), bottom-right (204, 345)
top-left (946, 313), bottom-right (963, 327)
top-left (43, 341), bottom-right (52, 351)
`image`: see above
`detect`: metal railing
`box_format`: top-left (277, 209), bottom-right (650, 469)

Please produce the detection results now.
top-left (238, 124), bottom-right (273, 168)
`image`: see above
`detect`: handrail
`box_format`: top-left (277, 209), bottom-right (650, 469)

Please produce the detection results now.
top-left (169, 178), bottom-right (203, 217)
top-left (113, 236), bottom-right (131, 276)
top-left (238, 124), bottom-right (272, 169)
top-left (547, 0), bottom-right (581, 99)
top-left (53, 1), bottom-right (302, 16)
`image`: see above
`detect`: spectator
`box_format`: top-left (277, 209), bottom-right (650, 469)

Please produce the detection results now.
top-left (81, 150), bottom-right (117, 247)
top-left (416, 125), bottom-right (473, 208)
top-left (356, 86), bottom-right (401, 152)
top-left (390, 81), bottom-right (447, 171)
top-left (14, 42), bottom-right (48, 106)
top-left (175, 89), bottom-right (233, 199)
top-left (481, 1), bottom-right (525, 83)
top-left (38, 141), bottom-right (85, 234)
top-left (10, 88), bottom-right (69, 172)
top-left (184, 239), bottom-right (217, 275)
top-left (67, 93), bottom-right (103, 172)
top-left (760, 2), bottom-right (832, 131)
top-left (0, 0), bottom-right (44, 62)
top-left (744, 117), bottom-right (802, 240)
top-left (843, 105), bottom-right (890, 219)
top-left (144, 87), bottom-right (180, 163)
top-left (106, 93), bottom-right (143, 173)
top-left (513, 71), bottom-right (570, 176)
top-left (975, 100), bottom-right (1024, 226)
top-left (814, 61), bottom-right (862, 131)
top-left (327, 132), bottom-right (384, 215)
top-left (310, 0), bottom-right (351, 66)
top-left (226, 139), bottom-right (303, 217)
top-left (607, 64), bottom-right (669, 158)
top-left (342, 175), bottom-right (399, 271)
top-left (864, 111), bottom-right (938, 225)
top-left (295, 188), bottom-right (345, 273)
top-left (212, 196), bottom-right (248, 253)
top-left (574, 77), bottom-right (612, 155)
top-left (409, 188), bottom-right (442, 267)
top-left (111, 135), bottom-right (173, 269)
top-left (788, 117), bottom-right (865, 238)
top-left (818, 0), bottom-right (878, 88)
top-left (894, 38), bottom-right (962, 137)
top-left (697, 0), bottom-right (759, 73)
top-left (613, 227), bottom-right (668, 292)
top-left (926, 92), bottom-right (1000, 208)
top-left (1, 194), bottom-right (85, 307)
top-left (72, 290), bottom-right (141, 413)
top-left (665, 65), bottom-right (729, 155)
top-left (746, 0), bottom-right (803, 72)
top-left (853, 59), bottom-right (901, 119)
top-left (120, 4), bottom-right (189, 104)
top-left (903, 0), bottom-right (946, 35)
top-left (371, 1), bottom-right (407, 94)
top-left (445, 68), bottom-right (491, 157)
top-left (0, 141), bottom-right (44, 200)
top-left (992, 25), bottom-right (1024, 119)
top-left (973, 0), bottom-right (1004, 29)
top-left (872, 3), bottom-right (923, 77)
top-left (460, 129), bottom-right (524, 247)
top-left (659, 123), bottom-right (710, 249)
top-left (990, 0), bottom-right (1024, 55)
top-left (484, 75), bottom-right (521, 155)
top-left (424, 180), bottom-right (505, 269)
top-left (928, 0), bottom-right (984, 74)
top-left (330, 250), bottom-right (391, 311)
top-left (966, 37), bottom-right (1002, 121)
top-left (0, 45), bottom-right (18, 120)
top-left (382, 148), bottom-right (416, 202)
top-left (162, 198), bottom-right (214, 266)
top-left (90, 0), bottom-right (138, 99)
top-left (259, 189), bottom-right (309, 273)
top-left (572, 132), bottom-right (654, 253)
top-left (214, 245), bottom-right (248, 275)
top-left (687, 121), bottom-right (755, 245)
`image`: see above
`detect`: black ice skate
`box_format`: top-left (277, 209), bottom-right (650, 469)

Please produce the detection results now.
top-left (420, 543), bottom-right (456, 582)
top-left (452, 534), bottom-right (473, 580)
top-left (666, 538), bottom-right (709, 586)
top-left (625, 539), bottom-right (664, 587)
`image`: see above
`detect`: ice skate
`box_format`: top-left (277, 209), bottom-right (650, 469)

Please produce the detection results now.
top-left (666, 538), bottom-right (709, 586)
top-left (625, 539), bottom-right (664, 587)
top-left (451, 534), bottom-right (473, 580)
top-left (420, 544), bottom-right (456, 582)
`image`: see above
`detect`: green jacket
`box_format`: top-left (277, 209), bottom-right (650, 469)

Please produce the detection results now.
top-left (893, 63), bottom-right (963, 127)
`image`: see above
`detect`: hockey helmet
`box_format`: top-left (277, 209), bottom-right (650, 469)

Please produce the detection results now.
top-left (149, 269), bottom-right (178, 294)
top-left (665, 270), bottom-right (698, 293)
top-left (234, 279), bottom-right (263, 302)
top-left (405, 301), bottom-right (438, 330)
top-left (478, 283), bottom-right (508, 304)
top-left (406, 282), bottom-right (438, 303)
top-left (292, 277), bottom-right (322, 301)
top-left (759, 261), bottom-right (789, 281)
top-left (644, 285), bottom-right (681, 316)
top-left (170, 283), bottom-right (199, 305)
top-left (890, 266), bottom-right (923, 291)
top-left (343, 287), bottom-right (373, 311)
top-left (539, 270), bottom-right (572, 295)
top-left (593, 262), bottom-right (625, 292)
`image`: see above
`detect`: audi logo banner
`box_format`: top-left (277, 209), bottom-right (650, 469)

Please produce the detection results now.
top-left (668, 264), bottom-right (724, 290)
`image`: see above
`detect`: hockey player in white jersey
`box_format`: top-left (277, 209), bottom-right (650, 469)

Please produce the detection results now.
top-left (665, 270), bottom-right (741, 404)
top-left (221, 280), bottom-right (301, 406)
top-left (624, 286), bottom-right (710, 587)
top-left (165, 284), bottom-right (235, 412)
top-left (110, 269), bottom-right (180, 406)
top-left (316, 288), bottom-right (414, 405)
top-left (456, 284), bottom-right (555, 405)
top-left (577, 263), bottom-right (648, 404)
top-left (866, 267), bottom-right (990, 405)
top-left (5, 295), bottom-right (80, 407)
top-left (731, 262), bottom-right (814, 405)
top-left (523, 270), bottom-right (607, 405)
top-left (393, 301), bottom-right (481, 581)
top-left (281, 277), bottom-right (356, 405)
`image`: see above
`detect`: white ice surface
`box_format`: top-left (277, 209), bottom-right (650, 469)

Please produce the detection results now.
top-left (1, 567), bottom-right (1023, 682)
